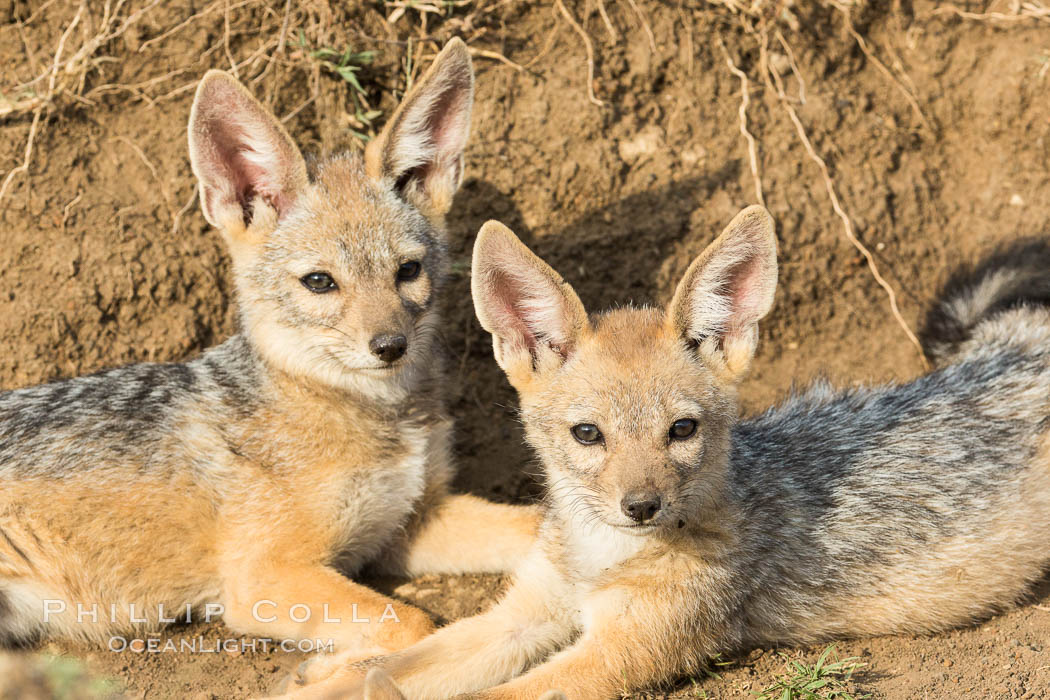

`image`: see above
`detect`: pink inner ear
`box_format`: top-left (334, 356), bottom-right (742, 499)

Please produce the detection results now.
top-left (488, 268), bottom-right (541, 354)
top-left (196, 82), bottom-right (299, 225)
top-left (212, 129), bottom-right (263, 224)
top-left (389, 69), bottom-right (471, 193)
top-left (216, 119), bottom-right (292, 223)
top-left (725, 256), bottom-right (765, 333)
top-left (427, 87), bottom-right (470, 163)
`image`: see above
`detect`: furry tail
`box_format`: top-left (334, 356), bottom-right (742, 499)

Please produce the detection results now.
top-left (920, 239), bottom-right (1050, 366)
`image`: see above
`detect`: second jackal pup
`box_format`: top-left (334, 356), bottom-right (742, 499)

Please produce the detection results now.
top-left (293, 205), bottom-right (1050, 699)
top-left (0, 39), bottom-right (537, 654)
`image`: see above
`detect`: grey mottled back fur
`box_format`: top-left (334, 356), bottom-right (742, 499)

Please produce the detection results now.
top-left (0, 336), bottom-right (262, 478)
top-left (728, 340), bottom-right (1050, 643)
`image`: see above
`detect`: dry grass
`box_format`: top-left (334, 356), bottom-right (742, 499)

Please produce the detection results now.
top-left (1, 0), bottom-right (1044, 365)
top-left (0, 0), bottom-right (522, 216)
top-left (1, 0), bottom-right (295, 208)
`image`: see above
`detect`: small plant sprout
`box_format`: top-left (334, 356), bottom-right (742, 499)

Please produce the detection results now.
top-left (296, 31), bottom-right (383, 141)
top-left (755, 645), bottom-right (869, 700)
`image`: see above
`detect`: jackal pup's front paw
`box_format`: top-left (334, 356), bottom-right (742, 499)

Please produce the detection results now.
top-left (271, 648), bottom-right (378, 698)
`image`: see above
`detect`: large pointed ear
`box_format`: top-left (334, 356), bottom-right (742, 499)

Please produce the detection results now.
top-left (188, 70), bottom-right (309, 239)
top-left (472, 221), bottom-right (589, 384)
top-left (667, 205), bottom-right (778, 382)
top-left (365, 37), bottom-right (473, 221)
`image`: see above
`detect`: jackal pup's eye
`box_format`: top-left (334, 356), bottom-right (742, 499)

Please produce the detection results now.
top-left (571, 423), bottom-right (602, 445)
top-left (396, 261), bottom-right (422, 282)
top-left (669, 418), bottom-right (698, 440)
top-left (301, 272), bottom-right (337, 293)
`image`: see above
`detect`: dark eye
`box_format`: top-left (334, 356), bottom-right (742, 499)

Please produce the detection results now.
top-left (301, 272), bottom-right (337, 293)
top-left (571, 423), bottom-right (602, 445)
top-left (396, 261), bottom-right (422, 282)
top-left (669, 418), bottom-right (698, 441)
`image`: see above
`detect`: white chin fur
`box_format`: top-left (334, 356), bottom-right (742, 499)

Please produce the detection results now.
top-left (549, 487), bottom-right (649, 580)
top-left (243, 316), bottom-right (424, 402)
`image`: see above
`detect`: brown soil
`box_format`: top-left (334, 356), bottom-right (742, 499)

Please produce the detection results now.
top-left (2, 0), bottom-right (1049, 697)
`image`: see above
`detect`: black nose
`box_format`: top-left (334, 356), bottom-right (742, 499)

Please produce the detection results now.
top-left (621, 492), bottom-right (662, 523)
top-left (369, 334), bottom-right (407, 363)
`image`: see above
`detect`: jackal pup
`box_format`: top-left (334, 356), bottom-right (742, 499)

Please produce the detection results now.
top-left (0, 39), bottom-right (538, 655)
top-left (289, 205), bottom-right (1050, 699)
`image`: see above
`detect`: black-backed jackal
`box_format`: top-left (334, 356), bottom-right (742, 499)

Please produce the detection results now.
top-left (0, 39), bottom-right (538, 661)
top-left (288, 206), bottom-right (1050, 699)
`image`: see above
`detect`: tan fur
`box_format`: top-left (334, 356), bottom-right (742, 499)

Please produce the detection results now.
top-left (285, 205), bottom-right (1050, 699)
top-left (0, 38), bottom-right (539, 661)
top-left (281, 208), bottom-right (775, 698)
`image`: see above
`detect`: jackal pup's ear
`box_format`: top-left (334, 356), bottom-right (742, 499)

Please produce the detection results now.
top-left (472, 221), bottom-right (589, 385)
top-left (366, 37), bottom-right (473, 221)
top-left (667, 205), bottom-right (778, 382)
top-left (363, 668), bottom-right (406, 700)
top-left (188, 70), bottom-right (308, 241)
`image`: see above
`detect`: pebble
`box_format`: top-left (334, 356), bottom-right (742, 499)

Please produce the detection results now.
top-left (618, 126), bottom-right (662, 164)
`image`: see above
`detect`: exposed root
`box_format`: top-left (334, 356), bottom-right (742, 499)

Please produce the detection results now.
top-left (717, 34), bottom-right (765, 207)
top-left (256, 0), bottom-right (294, 107)
top-left (223, 0), bottom-right (240, 78)
top-left (60, 191), bottom-right (84, 235)
top-left (467, 46), bottom-right (526, 72)
top-left (113, 136), bottom-right (174, 218)
top-left (555, 0), bottom-right (604, 106)
top-left (525, 14), bottom-right (563, 69)
top-left (14, 0), bottom-right (60, 27)
top-left (171, 190), bottom-right (199, 238)
top-left (0, 108), bottom-right (44, 207)
top-left (625, 0), bottom-right (658, 53)
top-left (281, 94), bottom-right (317, 124)
top-left (930, 2), bottom-right (1050, 23)
top-left (828, 1), bottom-right (931, 131)
top-left (678, 6), bottom-right (695, 75)
top-left (774, 31), bottom-right (805, 104)
top-left (762, 37), bottom-right (930, 370)
top-left (138, 0), bottom-right (233, 53)
top-left (702, 2), bottom-right (931, 368)
top-left (596, 0), bottom-right (619, 42)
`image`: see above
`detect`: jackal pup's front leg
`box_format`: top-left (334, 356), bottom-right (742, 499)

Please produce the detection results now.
top-left (222, 560), bottom-right (435, 658)
top-left (469, 576), bottom-right (719, 700)
top-left (385, 493), bottom-right (542, 577)
top-left (277, 547), bottom-right (576, 699)
top-left (224, 495), bottom-right (539, 663)
top-left (277, 541), bottom-right (721, 700)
